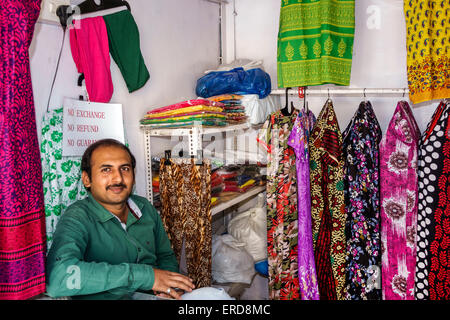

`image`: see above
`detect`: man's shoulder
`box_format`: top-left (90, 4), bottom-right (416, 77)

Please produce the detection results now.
top-left (63, 197), bottom-right (94, 220)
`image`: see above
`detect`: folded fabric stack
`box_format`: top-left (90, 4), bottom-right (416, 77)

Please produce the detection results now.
top-left (211, 164), bottom-right (266, 207)
top-left (207, 94), bottom-right (247, 125)
top-left (141, 99), bottom-right (227, 128)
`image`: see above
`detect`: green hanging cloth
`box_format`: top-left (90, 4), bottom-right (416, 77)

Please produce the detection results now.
top-left (103, 10), bottom-right (150, 93)
top-left (277, 0), bottom-right (355, 88)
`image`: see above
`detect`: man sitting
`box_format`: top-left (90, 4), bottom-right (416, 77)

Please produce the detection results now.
top-left (45, 139), bottom-right (194, 299)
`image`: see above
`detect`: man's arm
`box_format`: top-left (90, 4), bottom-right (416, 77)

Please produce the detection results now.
top-left (45, 211), bottom-right (155, 298)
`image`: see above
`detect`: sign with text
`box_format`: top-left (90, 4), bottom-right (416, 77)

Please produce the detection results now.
top-left (62, 98), bottom-right (125, 156)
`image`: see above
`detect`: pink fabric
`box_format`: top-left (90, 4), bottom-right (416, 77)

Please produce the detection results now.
top-left (69, 17), bottom-right (113, 103)
top-left (380, 101), bottom-right (420, 300)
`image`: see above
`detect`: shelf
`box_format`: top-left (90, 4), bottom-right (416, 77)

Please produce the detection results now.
top-left (140, 122), bottom-right (253, 136)
top-left (211, 185), bottom-right (266, 216)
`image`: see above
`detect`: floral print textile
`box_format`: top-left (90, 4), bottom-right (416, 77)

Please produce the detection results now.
top-left (343, 101), bottom-right (382, 300)
top-left (287, 109), bottom-right (319, 300)
top-left (258, 109), bottom-right (300, 300)
top-left (380, 101), bottom-right (420, 300)
top-left (40, 108), bottom-right (87, 249)
top-left (309, 100), bottom-right (347, 300)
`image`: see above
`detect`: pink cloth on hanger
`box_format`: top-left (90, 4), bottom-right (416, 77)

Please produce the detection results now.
top-left (69, 17), bottom-right (113, 103)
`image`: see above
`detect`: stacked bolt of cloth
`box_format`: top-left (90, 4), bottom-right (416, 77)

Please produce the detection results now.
top-left (207, 94), bottom-right (247, 125)
top-left (141, 99), bottom-right (227, 128)
top-left (211, 165), bottom-right (265, 206)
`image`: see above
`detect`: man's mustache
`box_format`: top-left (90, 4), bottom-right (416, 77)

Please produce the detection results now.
top-left (106, 183), bottom-right (127, 190)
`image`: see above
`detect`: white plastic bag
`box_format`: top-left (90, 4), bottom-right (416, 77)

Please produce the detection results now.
top-left (204, 59), bottom-right (264, 74)
top-left (212, 234), bottom-right (255, 284)
top-left (227, 194), bottom-right (267, 262)
top-left (241, 94), bottom-right (282, 124)
top-left (181, 287), bottom-right (235, 300)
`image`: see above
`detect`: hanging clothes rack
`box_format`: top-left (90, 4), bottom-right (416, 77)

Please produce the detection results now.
top-left (271, 88), bottom-right (409, 96)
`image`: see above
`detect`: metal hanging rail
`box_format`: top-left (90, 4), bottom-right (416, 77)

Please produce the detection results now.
top-left (271, 88), bottom-right (409, 96)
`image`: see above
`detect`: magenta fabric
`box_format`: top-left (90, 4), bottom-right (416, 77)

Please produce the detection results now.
top-left (287, 110), bottom-right (319, 300)
top-left (69, 17), bottom-right (113, 103)
top-left (0, 0), bottom-right (47, 299)
top-left (380, 101), bottom-right (420, 300)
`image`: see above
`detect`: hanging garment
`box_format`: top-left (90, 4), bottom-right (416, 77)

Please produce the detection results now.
top-left (159, 158), bottom-right (212, 288)
top-left (343, 101), bottom-right (382, 300)
top-left (40, 108), bottom-right (88, 250)
top-left (415, 100), bottom-right (450, 300)
top-left (0, 0), bottom-right (47, 300)
top-left (103, 10), bottom-right (150, 93)
top-left (404, 1), bottom-right (450, 104)
top-left (257, 109), bottom-right (300, 300)
top-left (309, 100), bottom-right (347, 300)
top-left (380, 101), bottom-right (420, 300)
top-left (277, 0), bottom-right (355, 87)
top-left (287, 110), bottom-right (320, 300)
top-left (69, 16), bottom-right (114, 103)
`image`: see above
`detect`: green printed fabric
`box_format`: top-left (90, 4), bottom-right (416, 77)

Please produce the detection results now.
top-left (40, 108), bottom-right (87, 250)
top-left (277, 0), bottom-right (355, 87)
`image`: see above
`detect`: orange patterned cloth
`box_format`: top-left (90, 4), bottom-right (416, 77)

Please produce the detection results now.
top-left (404, 0), bottom-right (450, 104)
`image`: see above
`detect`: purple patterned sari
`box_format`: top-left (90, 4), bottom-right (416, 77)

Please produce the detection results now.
top-left (288, 109), bottom-right (319, 300)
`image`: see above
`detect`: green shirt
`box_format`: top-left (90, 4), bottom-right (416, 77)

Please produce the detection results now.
top-left (45, 193), bottom-right (178, 300)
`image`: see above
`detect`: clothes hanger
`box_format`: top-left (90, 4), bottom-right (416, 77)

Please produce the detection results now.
top-left (164, 150), bottom-right (172, 166)
top-left (325, 88), bottom-right (332, 104)
top-left (281, 87), bottom-right (295, 116)
top-left (299, 86), bottom-right (309, 114)
top-left (78, 74), bottom-right (85, 101)
top-left (56, 0), bottom-right (131, 28)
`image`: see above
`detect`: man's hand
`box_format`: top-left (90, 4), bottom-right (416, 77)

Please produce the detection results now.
top-left (152, 268), bottom-right (195, 300)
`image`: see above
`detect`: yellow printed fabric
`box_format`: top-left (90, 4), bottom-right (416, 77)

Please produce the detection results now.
top-left (404, 0), bottom-right (450, 104)
top-left (277, 0), bottom-right (355, 87)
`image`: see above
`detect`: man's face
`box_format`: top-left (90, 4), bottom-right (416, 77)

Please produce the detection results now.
top-left (82, 145), bottom-right (135, 207)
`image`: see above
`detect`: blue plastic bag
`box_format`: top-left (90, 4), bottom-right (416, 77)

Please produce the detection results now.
top-left (254, 260), bottom-right (268, 277)
top-left (196, 67), bottom-right (271, 99)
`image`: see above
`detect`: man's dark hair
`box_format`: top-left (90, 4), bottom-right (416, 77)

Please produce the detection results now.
top-left (81, 139), bottom-right (136, 181)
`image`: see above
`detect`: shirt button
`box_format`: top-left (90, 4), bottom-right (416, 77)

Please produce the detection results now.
top-left (138, 248), bottom-right (142, 252)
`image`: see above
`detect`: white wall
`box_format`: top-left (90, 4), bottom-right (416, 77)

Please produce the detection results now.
top-left (225, 0), bottom-right (439, 135)
top-left (30, 0), bottom-right (221, 197)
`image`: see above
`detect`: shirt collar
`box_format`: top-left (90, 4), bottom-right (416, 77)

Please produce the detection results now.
top-left (87, 193), bottom-right (143, 223)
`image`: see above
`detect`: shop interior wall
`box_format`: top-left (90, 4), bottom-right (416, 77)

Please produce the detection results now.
top-left (224, 0), bottom-right (439, 135)
top-left (30, 0), bottom-right (221, 197)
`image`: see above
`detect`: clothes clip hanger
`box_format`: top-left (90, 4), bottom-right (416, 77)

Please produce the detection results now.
top-left (76, 0), bottom-right (131, 14)
top-left (57, 0), bottom-right (131, 28)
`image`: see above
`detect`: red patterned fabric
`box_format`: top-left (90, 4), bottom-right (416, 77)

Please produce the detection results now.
top-left (0, 0), bottom-right (47, 300)
top-left (429, 113), bottom-right (450, 300)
